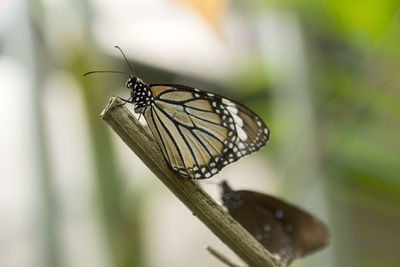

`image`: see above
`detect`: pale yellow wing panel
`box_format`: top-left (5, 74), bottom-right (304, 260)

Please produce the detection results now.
top-left (180, 127), bottom-right (212, 167)
top-left (155, 100), bottom-right (194, 128)
top-left (153, 106), bottom-right (196, 175)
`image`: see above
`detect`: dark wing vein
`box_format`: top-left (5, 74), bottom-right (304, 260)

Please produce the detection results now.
top-left (152, 107), bottom-right (187, 172)
top-left (154, 101), bottom-right (225, 145)
top-left (175, 124), bottom-right (200, 169)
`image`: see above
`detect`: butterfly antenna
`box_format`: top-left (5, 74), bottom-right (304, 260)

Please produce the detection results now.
top-left (83, 70), bottom-right (129, 76)
top-left (114, 46), bottom-right (134, 74)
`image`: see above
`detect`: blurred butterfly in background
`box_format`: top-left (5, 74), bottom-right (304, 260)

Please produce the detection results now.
top-left (220, 181), bottom-right (329, 265)
top-left (85, 46), bottom-right (270, 179)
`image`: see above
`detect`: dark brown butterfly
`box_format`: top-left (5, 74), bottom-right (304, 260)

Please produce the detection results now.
top-left (220, 181), bottom-right (329, 265)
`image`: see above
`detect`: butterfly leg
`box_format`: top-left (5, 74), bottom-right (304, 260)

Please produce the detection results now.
top-left (114, 96), bottom-right (133, 109)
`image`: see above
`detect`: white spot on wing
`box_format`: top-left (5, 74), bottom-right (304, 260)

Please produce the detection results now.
top-left (236, 125), bottom-right (248, 141)
top-left (222, 99), bottom-right (232, 105)
top-left (227, 106), bottom-right (238, 114)
top-left (275, 210), bottom-right (284, 218)
top-left (231, 113), bottom-right (243, 127)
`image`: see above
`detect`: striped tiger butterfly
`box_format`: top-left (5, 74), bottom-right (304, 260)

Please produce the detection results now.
top-left (220, 181), bottom-right (329, 264)
top-left (85, 47), bottom-right (270, 179)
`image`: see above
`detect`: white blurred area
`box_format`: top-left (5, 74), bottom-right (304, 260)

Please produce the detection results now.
top-left (41, 73), bottom-right (111, 267)
top-left (91, 0), bottom-right (248, 81)
top-left (0, 56), bottom-right (41, 267)
top-left (0, 0), bottom-right (329, 267)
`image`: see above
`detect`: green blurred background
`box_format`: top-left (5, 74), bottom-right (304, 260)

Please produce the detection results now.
top-left (1, 0), bottom-right (399, 266)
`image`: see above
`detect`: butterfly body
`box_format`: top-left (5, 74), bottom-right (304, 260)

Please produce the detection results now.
top-left (126, 76), bottom-right (153, 113)
top-left (122, 75), bottom-right (270, 179)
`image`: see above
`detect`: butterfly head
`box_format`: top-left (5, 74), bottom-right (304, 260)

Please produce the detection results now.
top-left (220, 181), bottom-right (243, 209)
top-left (125, 76), bottom-right (138, 89)
top-left (126, 76), bottom-right (153, 112)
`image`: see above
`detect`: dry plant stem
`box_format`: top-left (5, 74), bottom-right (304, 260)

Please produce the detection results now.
top-left (100, 97), bottom-right (283, 267)
top-left (205, 245), bottom-right (242, 267)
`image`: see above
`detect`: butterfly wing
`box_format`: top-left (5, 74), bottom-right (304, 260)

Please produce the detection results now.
top-left (238, 190), bottom-right (329, 262)
top-left (143, 84), bottom-right (270, 179)
top-left (226, 191), bottom-right (295, 263)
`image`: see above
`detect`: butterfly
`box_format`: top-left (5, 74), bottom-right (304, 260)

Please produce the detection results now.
top-left (85, 46), bottom-right (270, 179)
top-left (220, 181), bottom-right (329, 264)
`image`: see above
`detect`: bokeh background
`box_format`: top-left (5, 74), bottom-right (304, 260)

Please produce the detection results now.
top-left (1, 0), bottom-right (400, 266)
